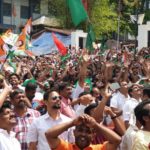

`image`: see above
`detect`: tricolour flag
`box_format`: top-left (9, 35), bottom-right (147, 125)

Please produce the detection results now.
top-left (1, 29), bottom-right (18, 46)
top-left (67, 0), bottom-right (88, 26)
top-left (14, 28), bottom-right (26, 50)
top-left (0, 37), bottom-right (9, 56)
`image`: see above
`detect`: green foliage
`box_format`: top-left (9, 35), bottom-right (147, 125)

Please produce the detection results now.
top-left (47, 0), bottom-right (67, 27)
top-left (91, 0), bottom-right (118, 37)
top-left (143, 10), bottom-right (150, 23)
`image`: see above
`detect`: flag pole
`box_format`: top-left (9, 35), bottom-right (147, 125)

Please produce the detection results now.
top-left (0, 51), bottom-right (10, 72)
top-left (117, 0), bottom-right (122, 51)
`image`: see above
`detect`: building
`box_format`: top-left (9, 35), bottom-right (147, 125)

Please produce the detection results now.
top-left (0, 0), bottom-right (51, 33)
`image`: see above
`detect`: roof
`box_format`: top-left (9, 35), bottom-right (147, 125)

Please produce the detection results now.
top-left (32, 27), bottom-right (73, 39)
top-left (32, 16), bottom-right (60, 27)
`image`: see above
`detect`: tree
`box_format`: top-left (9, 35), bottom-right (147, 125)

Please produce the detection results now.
top-left (90, 0), bottom-right (118, 37)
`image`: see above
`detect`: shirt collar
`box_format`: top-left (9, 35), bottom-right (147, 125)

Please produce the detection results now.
top-left (44, 112), bottom-right (63, 121)
top-left (0, 128), bottom-right (16, 137)
top-left (72, 143), bottom-right (93, 150)
top-left (15, 108), bottom-right (31, 118)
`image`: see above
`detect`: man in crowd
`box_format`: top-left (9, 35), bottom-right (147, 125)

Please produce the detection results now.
top-left (132, 100), bottom-right (150, 150)
top-left (0, 101), bottom-right (21, 150)
top-left (123, 84), bottom-right (142, 128)
top-left (27, 90), bottom-right (74, 150)
top-left (10, 89), bottom-right (40, 150)
top-left (45, 114), bottom-right (121, 150)
top-left (110, 81), bottom-right (129, 117)
top-left (59, 82), bottom-right (76, 118)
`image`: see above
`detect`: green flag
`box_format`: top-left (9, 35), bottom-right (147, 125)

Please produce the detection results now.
top-left (8, 51), bottom-right (16, 72)
top-left (86, 24), bottom-right (95, 51)
top-left (61, 53), bottom-right (70, 62)
top-left (67, 0), bottom-right (88, 26)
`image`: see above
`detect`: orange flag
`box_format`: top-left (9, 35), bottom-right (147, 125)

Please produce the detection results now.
top-left (15, 29), bottom-right (26, 50)
top-left (52, 33), bottom-right (67, 56)
top-left (25, 50), bottom-right (35, 57)
top-left (24, 18), bottom-right (32, 36)
top-left (0, 37), bottom-right (8, 56)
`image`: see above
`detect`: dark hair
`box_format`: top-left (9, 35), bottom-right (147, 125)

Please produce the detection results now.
top-left (43, 89), bottom-right (58, 101)
top-left (25, 82), bottom-right (37, 91)
top-left (10, 89), bottom-right (24, 100)
top-left (84, 102), bottom-right (98, 115)
top-left (134, 100), bottom-right (150, 126)
top-left (143, 86), bottom-right (150, 99)
top-left (8, 73), bottom-right (20, 82)
top-left (79, 91), bottom-right (91, 98)
top-left (58, 82), bottom-right (71, 92)
top-left (0, 101), bottom-right (12, 114)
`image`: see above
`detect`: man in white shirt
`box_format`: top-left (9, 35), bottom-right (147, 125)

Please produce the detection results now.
top-left (27, 90), bottom-right (74, 150)
top-left (0, 101), bottom-right (21, 150)
top-left (110, 81), bottom-right (129, 117)
top-left (132, 100), bottom-right (150, 150)
top-left (123, 84), bottom-right (142, 128)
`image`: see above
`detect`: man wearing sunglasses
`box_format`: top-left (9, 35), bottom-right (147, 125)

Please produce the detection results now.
top-left (27, 90), bottom-right (74, 150)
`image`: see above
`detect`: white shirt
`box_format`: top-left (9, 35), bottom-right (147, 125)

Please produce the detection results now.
top-left (0, 129), bottom-right (21, 150)
top-left (123, 97), bottom-right (141, 126)
top-left (110, 91), bottom-right (129, 111)
top-left (132, 130), bottom-right (150, 150)
top-left (33, 92), bottom-right (43, 101)
top-left (27, 112), bottom-right (74, 150)
top-left (120, 125), bottom-right (139, 150)
top-left (71, 83), bottom-right (84, 111)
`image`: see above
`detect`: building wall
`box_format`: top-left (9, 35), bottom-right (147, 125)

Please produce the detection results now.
top-left (0, 0), bottom-right (49, 33)
top-left (138, 21), bottom-right (150, 50)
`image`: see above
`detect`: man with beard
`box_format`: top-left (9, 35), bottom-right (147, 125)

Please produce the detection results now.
top-left (27, 90), bottom-right (74, 150)
top-left (0, 101), bottom-right (21, 150)
top-left (45, 114), bottom-right (121, 150)
top-left (10, 89), bottom-right (40, 150)
top-left (25, 82), bottom-right (44, 114)
top-left (59, 82), bottom-right (76, 118)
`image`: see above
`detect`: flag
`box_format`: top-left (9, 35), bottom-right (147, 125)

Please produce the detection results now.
top-left (67, 0), bottom-right (88, 26)
top-left (24, 18), bottom-right (32, 38)
top-left (14, 28), bottom-right (26, 50)
top-left (86, 24), bottom-right (95, 51)
top-left (1, 29), bottom-right (18, 46)
top-left (12, 4), bottom-right (17, 17)
top-left (0, 37), bottom-right (9, 56)
top-left (61, 53), bottom-right (70, 62)
top-left (24, 18), bottom-right (32, 50)
top-left (82, 0), bottom-right (88, 11)
top-left (52, 33), bottom-right (67, 56)
top-left (122, 50), bottom-right (128, 64)
top-left (25, 50), bottom-right (35, 57)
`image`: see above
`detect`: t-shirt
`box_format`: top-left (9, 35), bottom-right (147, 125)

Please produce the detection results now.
top-left (132, 130), bottom-right (150, 150)
top-left (54, 139), bottom-right (107, 150)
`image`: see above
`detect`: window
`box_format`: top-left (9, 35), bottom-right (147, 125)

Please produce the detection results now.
top-left (3, 3), bottom-right (11, 16)
top-left (21, 6), bottom-right (29, 19)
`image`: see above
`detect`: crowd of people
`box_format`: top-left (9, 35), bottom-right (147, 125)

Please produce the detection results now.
top-left (0, 46), bottom-right (150, 150)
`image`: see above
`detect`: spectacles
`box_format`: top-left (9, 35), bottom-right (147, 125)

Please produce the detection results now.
top-left (51, 96), bottom-right (62, 101)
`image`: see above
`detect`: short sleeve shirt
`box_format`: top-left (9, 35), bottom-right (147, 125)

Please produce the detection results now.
top-left (54, 139), bottom-right (107, 150)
